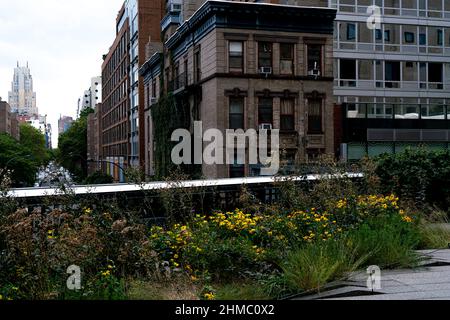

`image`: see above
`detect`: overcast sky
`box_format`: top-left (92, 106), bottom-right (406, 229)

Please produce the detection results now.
top-left (0, 0), bottom-right (124, 147)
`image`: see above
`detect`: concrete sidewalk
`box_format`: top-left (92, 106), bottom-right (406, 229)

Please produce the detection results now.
top-left (295, 249), bottom-right (450, 300)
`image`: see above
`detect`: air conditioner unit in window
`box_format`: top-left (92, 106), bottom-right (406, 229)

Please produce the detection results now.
top-left (259, 67), bottom-right (272, 75)
top-left (259, 123), bottom-right (272, 131)
top-left (308, 68), bottom-right (321, 77)
top-left (169, 3), bottom-right (182, 12)
top-left (308, 61), bottom-right (321, 78)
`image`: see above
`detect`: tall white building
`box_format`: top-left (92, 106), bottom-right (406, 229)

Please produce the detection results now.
top-left (8, 62), bottom-right (38, 116)
top-left (78, 76), bottom-right (102, 116)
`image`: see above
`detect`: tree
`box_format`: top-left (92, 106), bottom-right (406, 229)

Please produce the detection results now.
top-left (57, 108), bottom-right (94, 182)
top-left (0, 133), bottom-right (38, 187)
top-left (84, 171), bottom-right (114, 185)
top-left (19, 123), bottom-right (50, 166)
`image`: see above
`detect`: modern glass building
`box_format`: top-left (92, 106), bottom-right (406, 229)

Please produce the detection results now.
top-left (330, 0), bottom-right (450, 159)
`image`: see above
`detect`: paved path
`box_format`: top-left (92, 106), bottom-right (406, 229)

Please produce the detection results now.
top-left (296, 249), bottom-right (450, 300)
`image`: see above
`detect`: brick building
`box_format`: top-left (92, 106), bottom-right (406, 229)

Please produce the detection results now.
top-left (141, 1), bottom-right (337, 178)
top-left (101, 4), bottom-right (130, 182)
top-left (0, 100), bottom-right (20, 140)
top-left (100, 0), bottom-right (165, 181)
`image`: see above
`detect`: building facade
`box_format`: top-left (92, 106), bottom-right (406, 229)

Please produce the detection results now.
top-left (0, 100), bottom-right (20, 140)
top-left (330, 0), bottom-right (450, 159)
top-left (78, 76), bottom-right (102, 116)
top-left (87, 105), bottom-right (102, 176)
top-left (141, 1), bottom-right (337, 178)
top-left (101, 4), bottom-right (130, 182)
top-left (101, 0), bottom-right (165, 174)
top-left (58, 115), bottom-right (74, 134)
top-left (8, 62), bottom-right (38, 116)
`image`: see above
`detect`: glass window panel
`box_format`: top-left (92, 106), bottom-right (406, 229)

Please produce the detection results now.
top-left (358, 60), bottom-right (373, 80)
top-left (258, 98), bottom-right (273, 124)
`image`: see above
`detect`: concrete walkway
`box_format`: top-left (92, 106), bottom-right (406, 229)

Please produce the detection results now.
top-left (296, 249), bottom-right (450, 300)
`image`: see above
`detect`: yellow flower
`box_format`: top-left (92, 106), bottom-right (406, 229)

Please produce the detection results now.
top-left (204, 292), bottom-right (215, 300)
top-left (0, 294), bottom-right (2, 300)
top-left (101, 270), bottom-right (111, 277)
top-left (191, 275), bottom-right (198, 281)
top-left (174, 254), bottom-right (179, 259)
top-left (402, 216), bottom-right (413, 223)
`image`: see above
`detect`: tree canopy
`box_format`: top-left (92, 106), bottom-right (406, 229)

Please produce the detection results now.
top-left (19, 123), bottom-right (51, 167)
top-left (0, 133), bottom-right (39, 187)
top-left (57, 107), bottom-right (94, 182)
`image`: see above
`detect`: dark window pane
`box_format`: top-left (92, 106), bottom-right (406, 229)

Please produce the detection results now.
top-left (340, 59), bottom-right (356, 79)
top-left (280, 43), bottom-right (294, 74)
top-left (229, 97), bottom-right (244, 129)
top-left (258, 98), bottom-right (273, 124)
top-left (308, 99), bottom-right (322, 133)
top-left (428, 63), bottom-right (443, 82)
top-left (307, 44), bottom-right (322, 74)
top-left (280, 98), bottom-right (295, 131)
top-left (385, 61), bottom-right (400, 81)
top-left (419, 33), bottom-right (426, 45)
top-left (375, 29), bottom-right (382, 40)
top-left (404, 32), bottom-right (415, 43)
top-left (229, 41), bottom-right (243, 71)
top-left (347, 23), bottom-right (356, 40)
top-left (258, 42), bottom-right (273, 69)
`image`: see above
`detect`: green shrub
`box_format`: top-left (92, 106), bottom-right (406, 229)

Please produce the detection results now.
top-left (214, 282), bottom-right (272, 300)
top-left (417, 223), bottom-right (450, 249)
top-left (348, 215), bottom-right (420, 269)
top-left (375, 148), bottom-right (450, 210)
top-left (281, 240), bottom-right (368, 293)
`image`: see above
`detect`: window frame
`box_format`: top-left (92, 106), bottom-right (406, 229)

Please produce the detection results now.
top-left (229, 97), bottom-right (245, 130)
top-left (307, 98), bottom-right (323, 134)
top-left (280, 98), bottom-right (295, 131)
top-left (258, 97), bottom-right (273, 125)
top-left (279, 43), bottom-right (295, 75)
top-left (258, 42), bottom-right (273, 70)
top-left (228, 41), bottom-right (244, 73)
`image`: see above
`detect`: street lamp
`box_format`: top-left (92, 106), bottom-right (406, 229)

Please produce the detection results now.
top-left (87, 158), bottom-right (127, 182)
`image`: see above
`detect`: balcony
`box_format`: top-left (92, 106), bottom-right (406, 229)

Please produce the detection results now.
top-left (161, 11), bottom-right (181, 32)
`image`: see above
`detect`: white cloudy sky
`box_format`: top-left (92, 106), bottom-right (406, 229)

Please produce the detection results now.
top-left (0, 0), bottom-right (123, 147)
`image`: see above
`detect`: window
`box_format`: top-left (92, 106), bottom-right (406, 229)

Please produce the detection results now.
top-left (307, 99), bottom-right (322, 134)
top-left (340, 59), bottom-right (356, 79)
top-left (194, 49), bottom-right (201, 82)
top-left (347, 23), bottom-right (356, 40)
top-left (280, 43), bottom-right (294, 75)
top-left (307, 44), bottom-right (322, 75)
top-left (280, 98), bottom-right (295, 131)
top-left (184, 59), bottom-right (188, 85)
top-left (437, 29), bottom-right (443, 45)
top-left (258, 98), bottom-right (273, 125)
top-left (419, 33), bottom-right (426, 45)
top-left (152, 80), bottom-right (156, 98)
top-left (428, 63), bottom-right (443, 83)
top-left (229, 41), bottom-right (244, 72)
top-left (384, 30), bottom-right (390, 41)
top-left (230, 164), bottom-right (245, 178)
top-left (385, 61), bottom-right (400, 81)
top-left (404, 32), bottom-right (415, 43)
top-left (258, 42), bottom-right (273, 69)
top-left (229, 97), bottom-right (244, 129)
top-left (375, 29), bottom-right (382, 40)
